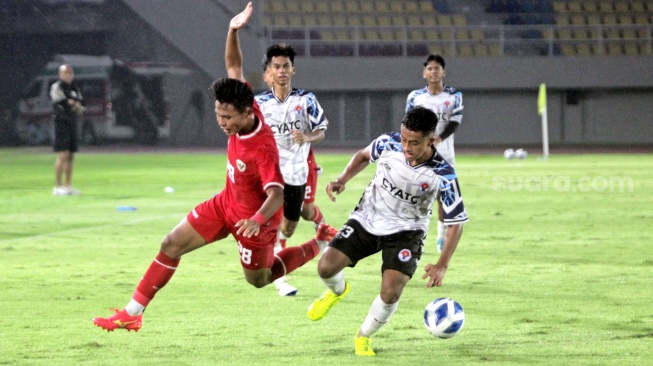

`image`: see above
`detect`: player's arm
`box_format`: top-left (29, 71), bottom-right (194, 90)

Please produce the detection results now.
top-left (434, 121), bottom-right (460, 144)
top-left (422, 200), bottom-right (464, 287)
top-left (235, 185), bottom-right (283, 238)
top-left (326, 145), bottom-right (371, 202)
top-left (291, 128), bottom-right (325, 144)
top-left (225, 2), bottom-right (252, 82)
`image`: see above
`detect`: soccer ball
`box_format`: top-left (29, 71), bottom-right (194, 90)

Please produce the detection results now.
top-left (503, 148), bottom-right (515, 159)
top-left (515, 148), bottom-right (528, 159)
top-left (423, 298), bottom-right (465, 338)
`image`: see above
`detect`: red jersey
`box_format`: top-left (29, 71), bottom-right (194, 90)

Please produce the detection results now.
top-left (223, 101), bottom-right (284, 221)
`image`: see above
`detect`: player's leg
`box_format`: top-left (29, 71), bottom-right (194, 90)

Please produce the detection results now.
top-left (93, 196), bottom-right (225, 331)
top-left (300, 153), bottom-right (324, 230)
top-left (308, 220), bottom-right (376, 321)
top-left (53, 121), bottom-right (71, 195)
top-left (274, 184), bottom-right (305, 296)
top-left (354, 229), bottom-right (423, 356)
top-left (64, 125), bottom-right (81, 195)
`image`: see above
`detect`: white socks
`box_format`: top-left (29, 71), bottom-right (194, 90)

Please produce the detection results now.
top-left (322, 270), bottom-right (346, 295)
top-left (125, 299), bottom-right (145, 316)
top-left (359, 295), bottom-right (399, 337)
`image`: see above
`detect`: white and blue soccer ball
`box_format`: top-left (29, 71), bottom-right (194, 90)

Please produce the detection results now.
top-left (514, 148), bottom-right (528, 159)
top-left (424, 298), bottom-right (465, 338)
top-left (503, 148), bottom-right (515, 159)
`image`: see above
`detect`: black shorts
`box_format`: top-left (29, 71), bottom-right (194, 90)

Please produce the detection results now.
top-left (283, 183), bottom-right (306, 221)
top-left (329, 219), bottom-right (425, 278)
top-left (53, 117), bottom-right (78, 153)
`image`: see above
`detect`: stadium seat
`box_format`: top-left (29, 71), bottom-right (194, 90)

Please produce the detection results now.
top-left (407, 15), bottom-right (422, 26)
top-left (553, 1), bottom-right (567, 12)
top-left (272, 2), bottom-right (285, 13)
top-left (455, 29), bottom-right (471, 40)
top-left (573, 28), bottom-right (589, 39)
top-left (390, 1), bottom-right (404, 13)
top-left (605, 28), bottom-right (620, 39)
top-left (603, 14), bottom-right (617, 25)
top-left (582, 1), bottom-right (598, 12)
top-left (470, 29), bottom-right (485, 40)
top-left (409, 29), bottom-right (424, 40)
top-left (437, 15), bottom-right (453, 26)
top-left (422, 16), bottom-right (437, 27)
top-left (489, 44), bottom-right (502, 56)
top-left (634, 14), bottom-right (650, 25)
top-left (263, 1), bottom-right (273, 13)
top-left (403, 1), bottom-right (418, 13)
top-left (301, 2), bottom-right (315, 13)
top-left (360, 1), bottom-right (374, 13)
top-left (424, 29), bottom-right (440, 40)
top-left (473, 43), bottom-right (489, 56)
top-left (614, 1), bottom-right (629, 12)
top-left (618, 14), bottom-right (633, 25)
top-left (560, 44), bottom-right (576, 55)
top-left (587, 14), bottom-right (601, 25)
top-left (286, 1), bottom-right (300, 13)
top-left (303, 15), bottom-right (317, 27)
top-left (348, 16), bottom-right (362, 26)
top-left (419, 1), bottom-right (435, 12)
top-left (334, 30), bottom-right (351, 40)
top-left (440, 29), bottom-right (453, 40)
top-left (362, 29), bottom-right (379, 41)
top-left (318, 15), bottom-right (332, 26)
top-left (607, 43), bottom-right (623, 55)
top-left (392, 16), bottom-right (407, 26)
top-left (379, 30), bottom-right (396, 41)
top-left (321, 31), bottom-right (336, 41)
top-left (453, 15), bottom-right (467, 26)
top-left (592, 43), bottom-right (605, 54)
top-left (316, 2), bottom-right (330, 12)
top-left (378, 16), bottom-right (392, 26)
top-left (274, 15), bottom-right (288, 26)
top-left (624, 42), bottom-right (640, 55)
top-left (557, 28), bottom-right (572, 39)
top-left (333, 16), bottom-right (347, 26)
top-left (571, 15), bottom-right (586, 25)
top-left (555, 14), bottom-right (570, 25)
top-left (375, 1), bottom-right (391, 12)
top-left (568, 1), bottom-right (582, 12)
top-left (288, 15), bottom-right (302, 26)
top-left (630, 1), bottom-right (645, 12)
top-left (345, 2), bottom-right (360, 13)
top-left (576, 42), bottom-right (591, 55)
top-left (599, 1), bottom-right (614, 12)
top-left (363, 15), bottom-right (377, 26)
top-left (622, 28), bottom-right (637, 39)
top-left (329, 2), bottom-right (344, 13)
top-left (457, 44), bottom-right (474, 57)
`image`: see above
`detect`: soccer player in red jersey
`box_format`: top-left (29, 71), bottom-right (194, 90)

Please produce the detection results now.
top-left (92, 2), bottom-right (337, 332)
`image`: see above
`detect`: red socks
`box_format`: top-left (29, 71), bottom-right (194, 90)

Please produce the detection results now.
top-left (132, 251), bottom-right (180, 307)
top-left (271, 239), bottom-right (320, 281)
top-left (312, 206), bottom-right (323, 225)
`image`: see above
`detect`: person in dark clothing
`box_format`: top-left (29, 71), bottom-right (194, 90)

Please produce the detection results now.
top-left (50, 64), bottom-right (83, 195)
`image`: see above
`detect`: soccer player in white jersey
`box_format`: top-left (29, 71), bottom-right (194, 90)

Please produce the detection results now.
top-left (306, 106), bottom-right (468, 356)
top-left (255, 44), bottom-right (330, 296)
top-left (406, 54), bottom-right (464, 253)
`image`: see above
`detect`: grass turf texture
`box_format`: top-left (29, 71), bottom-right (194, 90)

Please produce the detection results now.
top-left (1, 148), bottom-right (652, 365)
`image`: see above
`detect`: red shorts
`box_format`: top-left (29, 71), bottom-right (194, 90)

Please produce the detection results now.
top-left (187, 192), bottom-right (281, 270)
top-left (304, 151), bottom-right (318, 204)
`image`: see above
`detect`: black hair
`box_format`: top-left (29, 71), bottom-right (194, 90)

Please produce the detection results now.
top-left (423, 53), bottom-right (445, 68)
top-left (402, 106), bottom-right (438, 135)
top-left (210, 78), bottom-right (253, 114)
top-left (265, 44), bottom-right (296, 67)
top-left (261, 56), bottom-right (269, 72)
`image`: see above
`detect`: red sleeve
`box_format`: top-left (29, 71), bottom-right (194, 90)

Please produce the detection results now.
top-left (256, 143), bottom-right (284, 191)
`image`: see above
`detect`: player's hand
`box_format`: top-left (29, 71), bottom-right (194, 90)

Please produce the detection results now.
top-left (235, 218), bottom-right (260, 238)
top-left (230, 2), bottom-right (253, 31)
top-left (422, 263), bottom-right (447, 288)
top-left (326, 180), bottom-right (345, 202)
top-left (291, 130), bottom-right (306, 144)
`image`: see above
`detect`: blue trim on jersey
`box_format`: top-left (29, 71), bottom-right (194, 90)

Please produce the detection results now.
top-left (370, 132), bottom-right (403, 161)
top-left (254, 89), bottom-right (275, 103)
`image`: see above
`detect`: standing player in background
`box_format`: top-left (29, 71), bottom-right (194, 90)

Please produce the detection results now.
top-left (256, 41), bottom-right (331, 296)
top-left (406, 54), bottom-right (464, 253)
top-left (50, 64), bottom-right (83, 196)
top-left (92, 2), bottom-right (337, 332)
top-left (306, 106), bottom-right (468, 356)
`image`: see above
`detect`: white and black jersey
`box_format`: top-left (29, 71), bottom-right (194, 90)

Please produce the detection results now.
top-left (406, 85), bottom-right (463, 166)
top-left (349, 132), bottom-right (468, 236)
top-left (255, 88), bottom-right (328, 186)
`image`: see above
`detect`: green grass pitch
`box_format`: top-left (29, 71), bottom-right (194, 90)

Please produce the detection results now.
top-left (1, 148), bottom-right (652, 365)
